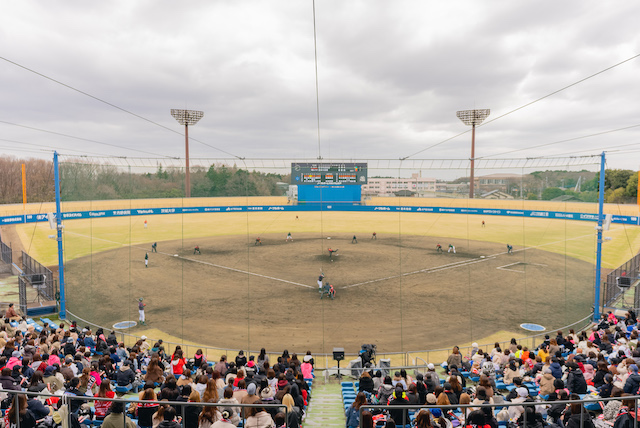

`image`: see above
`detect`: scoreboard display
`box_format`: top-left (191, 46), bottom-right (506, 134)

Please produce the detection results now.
top-left (291, 163), bottom-right (368, 185)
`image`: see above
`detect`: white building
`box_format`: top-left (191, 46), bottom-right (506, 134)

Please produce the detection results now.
top-left (362, 173), bottom-right (436, 197)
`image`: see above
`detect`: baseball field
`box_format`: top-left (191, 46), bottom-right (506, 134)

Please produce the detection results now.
top-left (4, 197), bottom-right (640, 356)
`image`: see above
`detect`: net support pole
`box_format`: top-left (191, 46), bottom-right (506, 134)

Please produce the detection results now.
top-left (593, 151), bottom-right (605, 322)
top-left (54, 151), bottom-right (66, 319)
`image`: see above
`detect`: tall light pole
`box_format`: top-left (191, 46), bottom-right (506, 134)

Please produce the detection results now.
top-left (456, 109), bottom-right (490, 198)
top-left (171, 109), bottom-right (204, 198)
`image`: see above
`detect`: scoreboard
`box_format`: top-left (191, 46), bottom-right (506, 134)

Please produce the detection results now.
top-left (291, 163), bottom-right (368, 185)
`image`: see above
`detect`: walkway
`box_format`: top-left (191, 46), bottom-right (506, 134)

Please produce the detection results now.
top-left (304, 380), bottom-right (345, 428)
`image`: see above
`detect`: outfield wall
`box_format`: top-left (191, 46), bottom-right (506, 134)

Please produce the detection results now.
top-left (2, 200), bottom-right (639, 225)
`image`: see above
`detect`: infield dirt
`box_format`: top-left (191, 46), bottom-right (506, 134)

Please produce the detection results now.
top-left (65, 232), bottom-right (594, 354)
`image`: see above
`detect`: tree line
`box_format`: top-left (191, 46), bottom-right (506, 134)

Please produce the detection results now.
top-left (534, 169), bottom-right (638, 203)
top-left (0, 157), bottom-right (636, 204)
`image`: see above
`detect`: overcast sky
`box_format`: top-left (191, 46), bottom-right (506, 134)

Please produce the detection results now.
top-left (1, 1), bottom-right (639, 175)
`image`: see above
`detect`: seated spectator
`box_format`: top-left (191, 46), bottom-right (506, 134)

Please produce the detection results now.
top-left (516, 399), bottom-right (545, 428)
top-left (345, 392), bottom-right (367, 428)
top-left (447, 346), bottom-right (467, 371)
top-left (503, 361), bottom-right (519, 385)
top-left (414, 410), bottom-right (433, 428)
top-left (377, 375), bottom-right (394, 404)
top-left (508, 388), bottom-right (529, 421)
top-left (245, 402), bottom-right (275, 428)
top-left (178, 368), bottom-right (194, 388)
top-left (354, 370), bottom-right (371, 393)
top-left (185, 390), bottom-right (203, 428)
top-left (157, 406), bottom-right (182, 428)
top-left (406, 383), bottom-right (419, 404)
top-left (612, 395), bottom-right (638, 428)
top-left (116, 360), bottom-right (139, 392)
top-left (94, 379), bottom-right (116, 420)
top-left (159, 377), bottom-right (180, 401)
top-left (145, 357), bottom-right (166, 386)
top-left (26, 370), bottom-right (47, 393)
top-left (601, 390), bottom-right (623, 426)
top-left (198, 403), bottom-right (223, 428)
top-left (443, 382), bottom-right (458, 405)
top-left (218, 387), bottom-right (241, 426)
top-left (241, 382), bottom-right (259, 409)
top-left (282, 393), bottom-right (302, 428)
top-left (233, 379), bottom-right (248, 403)
top-left (624, 364), bottom-right (640, 394)
top-left (6, 394), bottom-right (37, 428)
top-left (43, 365), bottom-right (64, 392)
top-left (212, 410), bottom-right (236, 428)
top-left (137, 388), bottom-right (160, 428)
top-left (0, 367), bottom-right (20, 391)
top-left (564, 394), bottom-right (595, 428)
top-left (566, 362), bottom-right (588, 394)
top-left (538, 368), bottom-right (555, 396)
top-left (170, 350), bottom-right (187, 378)
top-left (214, 355), bottom-right (228, 376)
top-left (465, 409), bottom-right (497, 428)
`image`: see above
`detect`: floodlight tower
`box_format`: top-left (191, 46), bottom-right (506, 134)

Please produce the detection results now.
top-left (456, 109), bottom-right (490, 198)
top-left (171, 109), bottom-right (204, 198)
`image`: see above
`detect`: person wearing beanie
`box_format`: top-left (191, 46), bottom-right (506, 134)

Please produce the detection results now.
top-left (242, 382), bottom-right (261, 405)
top-left (624, 364), bottom-right (640, 394)
top-left (43, 366), bottom-right (64, 392)
top-left (426, 393), bottom-right (437, 405)
top-left (443, 382), bottom-right (458, 405)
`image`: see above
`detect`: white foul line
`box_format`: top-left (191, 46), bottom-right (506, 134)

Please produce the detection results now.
top-left (339, 256), bottom-right (496, 289)
top-left (65, 230), bottom-right (314, 289)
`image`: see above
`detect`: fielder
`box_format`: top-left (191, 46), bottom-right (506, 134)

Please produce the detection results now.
top-left (448, 244), bottom-right (456, 254)
top-left (194, 245), bottom-right (201, 254)
top-left (151, 242), bottom-right (157, 253)
top-left (286, 232), bottom-right (293, 242)
top-left (145, 252), bottom-right (149, 267)
top-left (138, 298), bottom-right (146, 325)
top-left (436, 243), bottom-right (443, 253)
top-left (507, 244), bottom-right (513, 254)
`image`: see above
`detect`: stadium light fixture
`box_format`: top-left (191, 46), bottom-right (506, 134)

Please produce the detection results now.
top-left (171, 109), bottom-right (204, 198)
top-left (456, 109), bottom-right (490, 199)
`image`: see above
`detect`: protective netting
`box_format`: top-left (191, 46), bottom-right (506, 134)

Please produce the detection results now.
top-left (42, 154), bottom-right (636, 359)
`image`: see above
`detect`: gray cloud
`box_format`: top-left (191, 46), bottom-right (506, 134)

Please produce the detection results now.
top-left (1, 0), bottom-right (639, 171)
